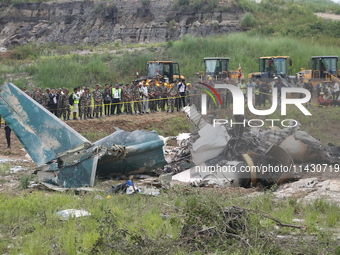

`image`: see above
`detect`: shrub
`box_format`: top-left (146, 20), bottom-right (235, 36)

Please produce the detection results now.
top-left (11, 43), bottom-right (40, 60)
top-left (19, 175), bottom-right (33, 189)
top-left (168, 20), bottom-right (177, 31)
top-left (190, 0), bottom-right (205, 9)
top-left (166, 40), bottom-right (174, 48)
top-left (141, 0), bottom-right (150, 5)
top-left (176, 0), bottom-right (189, 5)
top-left (241, 13), bottom-right (256, 29)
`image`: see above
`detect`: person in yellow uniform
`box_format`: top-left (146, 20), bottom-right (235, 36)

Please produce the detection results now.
top-left (72, 87), bottom-right (80, 120)
top-left (238, 79), bottom-right (247, 101)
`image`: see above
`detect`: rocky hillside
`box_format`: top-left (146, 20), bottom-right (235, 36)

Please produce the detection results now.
top-left (0, 0), bottom-right (243, 47)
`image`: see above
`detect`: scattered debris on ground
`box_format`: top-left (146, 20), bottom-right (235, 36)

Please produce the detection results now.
top-left (1, 84), bottom-right (340, 213)
top-left (55, 209), bottom-right (91, 220)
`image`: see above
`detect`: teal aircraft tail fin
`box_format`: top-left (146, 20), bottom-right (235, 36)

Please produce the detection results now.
top-left (0, 83), bottom-right (89, 167)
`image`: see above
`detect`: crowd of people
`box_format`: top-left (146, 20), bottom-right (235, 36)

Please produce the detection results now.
top-left (4, 76), bottom-right (336, 149)
top-left (216, 76), bottom-right (339, 109)
top-left (314, 79), bottom-right (340, 107)
top-left (20, 76), bottom-right (340, 121)
top-left (22, 79), bottom-right (191, 120)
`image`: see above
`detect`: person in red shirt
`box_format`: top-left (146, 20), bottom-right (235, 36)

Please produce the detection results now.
top-left (317, 92), bottom-right (330, 107)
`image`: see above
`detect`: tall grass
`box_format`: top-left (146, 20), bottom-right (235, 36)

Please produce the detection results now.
top-left (168, 34), bottom-right (340, 78)
top-left (15, 51), bottom-right (167, 89)
top-left (149, 115), bottom-right (191, 136)
top-left (2, 33), bottom-right (339, 91)
top-left (109, 51), bottom-right (157, 81)
top-left (0, 188), bottom-right (339, 254)
top-left (0, 163), bottom-right (10, 176)
top-left (248, 0), bottom-right (340, 38)
top-left (26, 54), bottom-right (116, 89)
top-left (290, 0), bottom-right (340, 13)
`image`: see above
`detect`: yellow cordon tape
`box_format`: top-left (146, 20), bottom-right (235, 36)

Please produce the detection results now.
top-left (30, 90), bottom-right (333, 111)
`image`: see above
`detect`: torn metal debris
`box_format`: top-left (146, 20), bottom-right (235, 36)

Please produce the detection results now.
top-left (0, 82), bottom-right (167, 188)
top-left (177, 105), bottom-right (340, 188)
top-left (55, 209), bottom-right (91, 220)
top-left (2, 82), bottom-right (339, 190)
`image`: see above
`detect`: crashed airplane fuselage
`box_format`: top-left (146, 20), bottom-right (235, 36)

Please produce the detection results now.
top-left (181, 103), bottom-right (339, 188)
top-left (0, 83), bottom-right (166, 188)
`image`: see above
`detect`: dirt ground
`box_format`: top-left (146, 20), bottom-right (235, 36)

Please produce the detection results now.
top-left (0, 128), bottom-right (28, 160)
top-left (1, 109), bottom-right (340, 204)
top-left (68, 111), bottom-right (184, 135)
top-left (0, 51), bottom-right (12, 60)
top-left (0, 111), bottom-right (184, 159)
top-left (0, 111), bottom-right (189, 192)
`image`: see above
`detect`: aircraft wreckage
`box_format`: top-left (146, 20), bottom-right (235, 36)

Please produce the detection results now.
top-left (0, 83), bottom-right (166, 188)
top-left (1, 82), bottom-right (339, 188)
top-left (177, 105), bottom-right (340, 187)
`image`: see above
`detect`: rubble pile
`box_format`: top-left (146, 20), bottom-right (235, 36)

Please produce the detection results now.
top-left (170, 105), bottom-right (340, 188)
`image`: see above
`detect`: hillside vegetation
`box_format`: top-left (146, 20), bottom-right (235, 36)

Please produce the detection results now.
top-left (238, 0), bottom-right (340, 34)
top-left (1, 0), bottom-right (340, 86)
top-left (1, 33), bottom-right (340, 89)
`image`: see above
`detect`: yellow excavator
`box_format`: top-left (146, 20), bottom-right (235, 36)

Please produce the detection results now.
top-left (146, 60), bottom-right (185, 86)
top-left (248, 56), bottom-right (293, 80)
top-left (298, 56), bottom-right (340, 86)
top-left (197, 57), bottom-right (241, 82)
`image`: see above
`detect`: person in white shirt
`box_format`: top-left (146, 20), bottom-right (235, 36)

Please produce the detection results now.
top-left (142, 82), bottom-right (149, 114)
top-left (72, 87), bottom-right (81, 120)
top-left (177, 79), bottom-right (186, 109)
top-left (79, 85), bottom-right (85, 96)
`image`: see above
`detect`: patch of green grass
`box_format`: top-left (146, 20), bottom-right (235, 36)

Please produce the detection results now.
top-left (0, 187), bottom-right (339, 254)
top-left (10, 43), bottom-right (41, 60)
top-left (149, 115), bottom-right (191, 136)
top-left (290, 0), bottom-right (340, 13)
top-left (0, 63), bottom-right (13, 76)
top-left (81, 130), bottom-right (109, 142)
top-left (19, 175), bottom-right (34, 190)
top-left (247, 0), bottom-right (340, 39)
top-left (0, 163), bottom-right (10, 176)
top-left (0, 179), bottom-right (9, 184)
top-left (10, 77), bottom-right (29, 89)
top-left (305, 199), bottom-right (340, 229)
top-left (175, 0), bottom-right (220, 11)
top-left (24, 54), bottom-right (115, 90)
